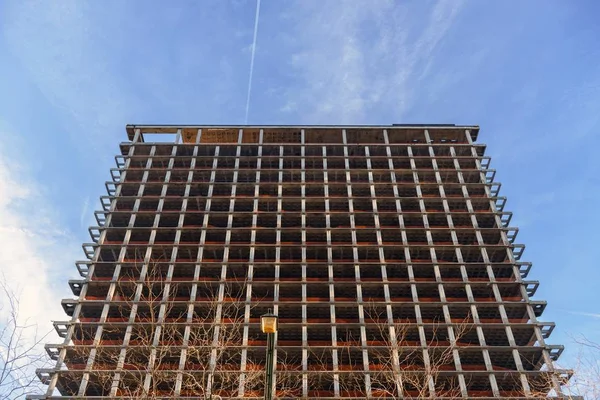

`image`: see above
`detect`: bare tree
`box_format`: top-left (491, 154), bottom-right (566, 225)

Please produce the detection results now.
top-left (328, 305), bottom-right (595, 400)
top-left (524, 336), bottom-right (600, 400)
top-left (330, 305), bottom-right (471, 399)
top-left (569, 335), bottom-right (600, 399)
top-left (495, 331), bottom-right (600, 400)
top-left (66, 261), bottom-right (294, 399)
top-left (67, 263), bottom-right (184, 398)
top-left (177, 281), bottom-right (262, 399)
top-left (0, 278), bottom-right (50, 399)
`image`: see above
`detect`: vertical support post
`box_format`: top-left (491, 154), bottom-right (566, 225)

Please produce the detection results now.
top-left (265, 332), bottom-right (275, 400)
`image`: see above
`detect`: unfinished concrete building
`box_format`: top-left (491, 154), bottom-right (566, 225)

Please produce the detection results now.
top-left (34, 125), bottom-right (571, 399)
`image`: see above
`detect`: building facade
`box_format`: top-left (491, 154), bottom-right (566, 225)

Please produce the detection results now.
top-left (36, 125), bottom-right (569, 399)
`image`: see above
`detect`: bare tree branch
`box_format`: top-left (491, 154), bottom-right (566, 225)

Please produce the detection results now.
top-left (0, 276), bottom-right (51, 399)
top-left (307, 304), bottom-right (471, 399)
top-left (66, 260), bottom-right (290, 399)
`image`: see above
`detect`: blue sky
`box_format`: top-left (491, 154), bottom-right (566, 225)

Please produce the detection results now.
top-left (1, 0), bottom-right (599, 371)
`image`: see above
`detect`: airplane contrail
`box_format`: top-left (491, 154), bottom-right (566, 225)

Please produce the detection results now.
top-left (244, 0), bottom-right (261, 124)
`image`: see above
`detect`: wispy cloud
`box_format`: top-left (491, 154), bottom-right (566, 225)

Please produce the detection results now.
top-left (567, 311), bottom-right (600, 320)
top-left (0, 122), bottom-right (76, 339)
top-left (269, 0), bottom-right (464, 124)
top-left (1, 1), bottom-right (138, 155)
top-left (2, 0), bottom-right (258, 134)
top-left (0, 122), bottom-right (77, 394)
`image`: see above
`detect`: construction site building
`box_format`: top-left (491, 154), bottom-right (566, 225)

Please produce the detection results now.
top-left (34, 125), bottom-right (570, 399)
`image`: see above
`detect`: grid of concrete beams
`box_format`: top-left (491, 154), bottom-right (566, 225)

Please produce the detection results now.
top-left (34, 125), bottom-right (570, 399)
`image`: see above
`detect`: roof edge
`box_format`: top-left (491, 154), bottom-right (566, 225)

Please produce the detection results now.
top-left (126, 124), bottom-right (480, 141)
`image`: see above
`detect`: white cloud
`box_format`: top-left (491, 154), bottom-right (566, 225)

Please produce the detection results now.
top-left (567, 311), bottom-right (600, 320)
top-left (280, 101), bottom-right (297, 113)
top-left (2, 0), bottom-right (255, 134)
top-left (0, 123), bottom-right (79, 397)
top-left (0, 124), bottom-right (77, 342)
top-left (1, 0), bottom-right (141, 155)
top-left (276, 0), bottom-right (465, 124)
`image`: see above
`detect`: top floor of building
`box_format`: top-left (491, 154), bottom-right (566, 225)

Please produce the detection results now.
top-left (125, 124), bottom-right (480, 145)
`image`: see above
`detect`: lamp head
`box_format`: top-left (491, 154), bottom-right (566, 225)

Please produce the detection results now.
top-left (261, 310), bottom-right (278, 334)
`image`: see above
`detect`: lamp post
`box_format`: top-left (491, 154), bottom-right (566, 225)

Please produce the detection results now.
top-left (261, 309), bottom-right (278, 400)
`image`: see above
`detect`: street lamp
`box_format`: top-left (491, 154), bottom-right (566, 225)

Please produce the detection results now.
top-left (261, 309), bottom-right (278, 400)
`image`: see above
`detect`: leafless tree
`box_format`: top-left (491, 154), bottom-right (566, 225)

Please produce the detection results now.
top-left (489, 338), bottom-right (592, 400)
top-left (67, 261), bottom-right (310, 399)
top-left (569, 335), bottom-right (600, 399)
top-left (71, 262), bottom-right (263, 399)
top-left (330, 305), bottom-right (471, 399)
top-left (525, 335), bottom-right (600, 400)
top-left (0, 277), bottom-right (51, 399)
